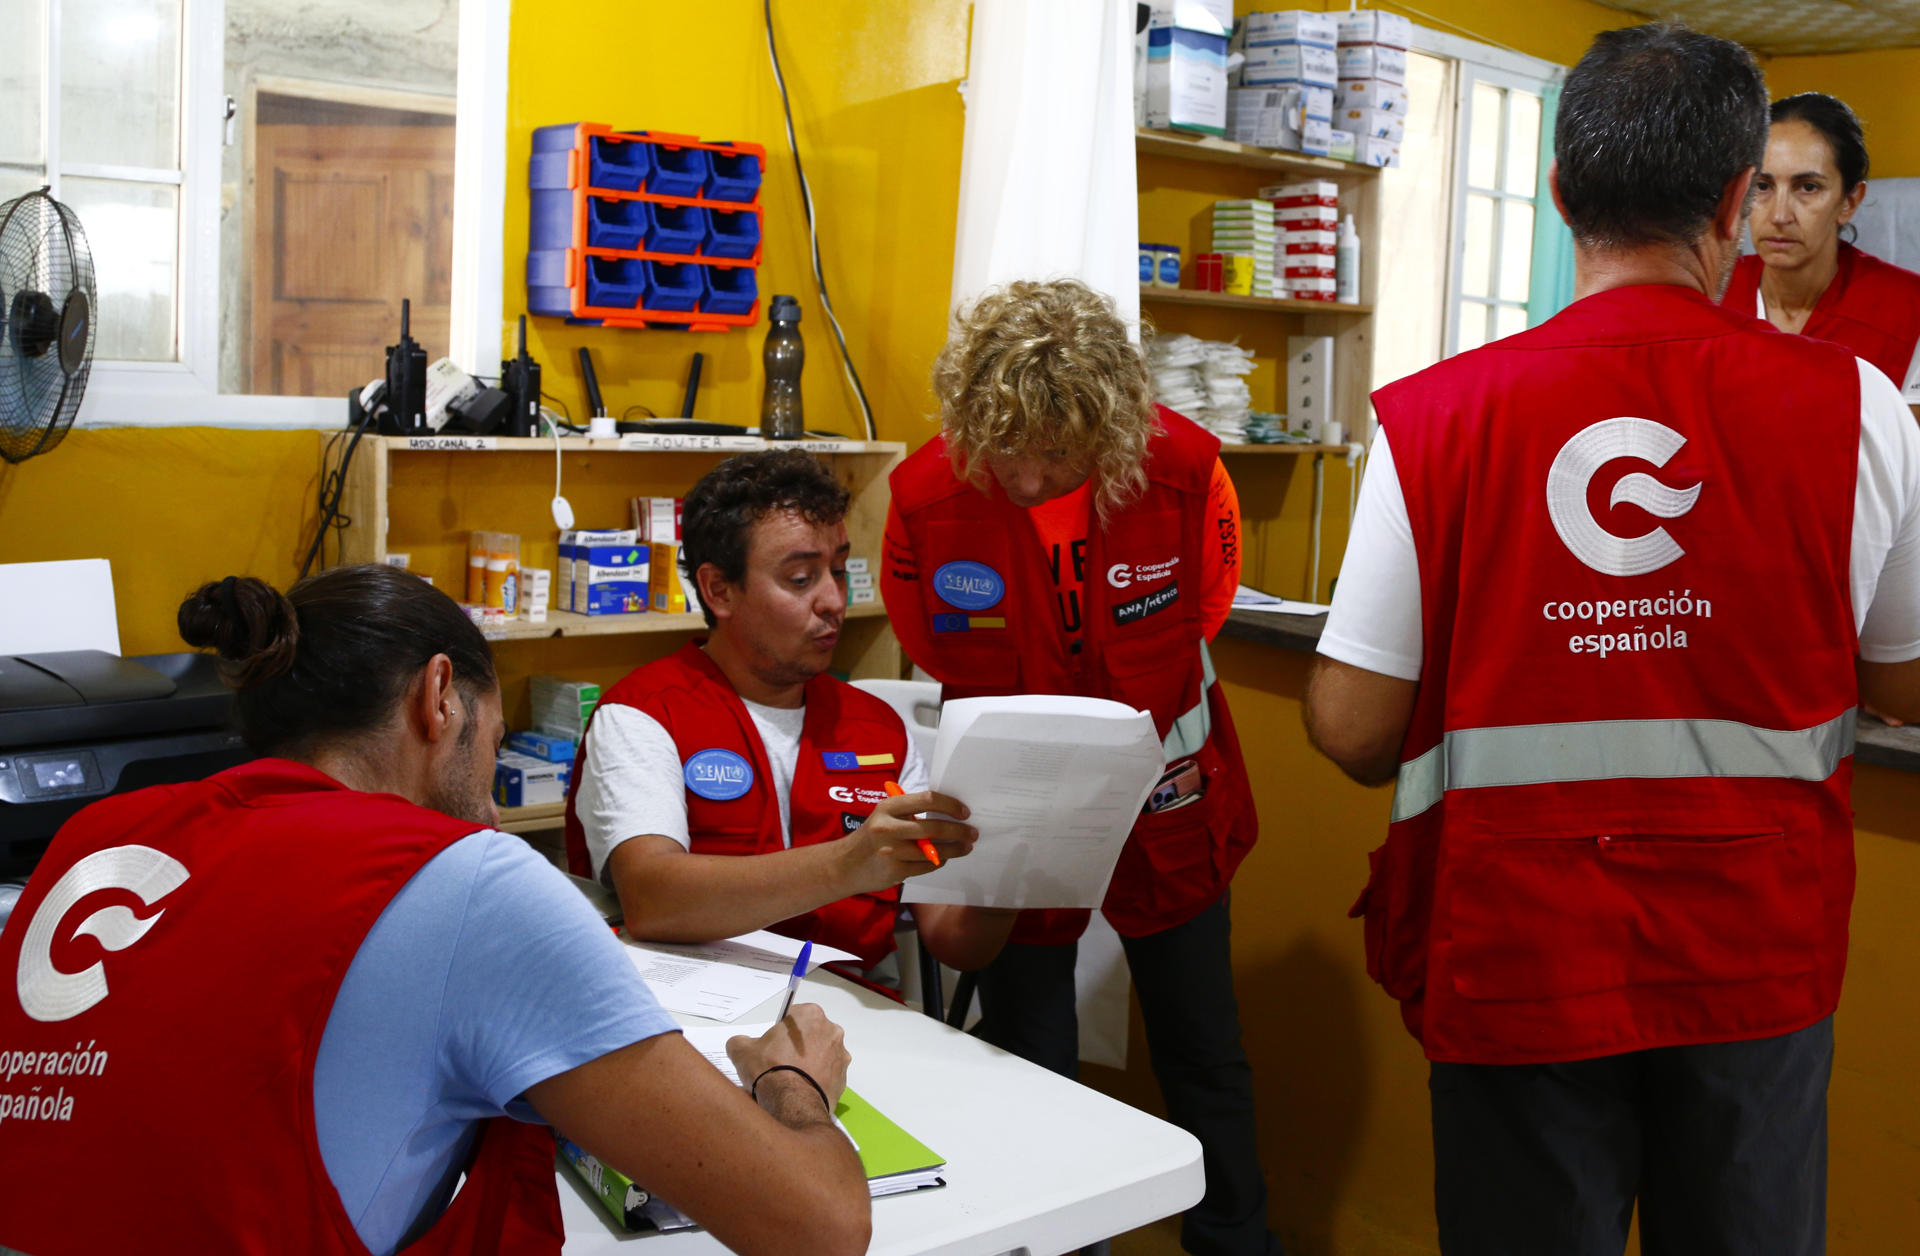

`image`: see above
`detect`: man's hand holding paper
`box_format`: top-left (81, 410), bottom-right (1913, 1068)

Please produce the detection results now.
top-left (900, 695), bottom-right (1164, 911)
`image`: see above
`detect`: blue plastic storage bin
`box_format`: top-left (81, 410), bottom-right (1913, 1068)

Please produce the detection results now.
top-left (528, 189), bottom-right (573, 250)
top-left (702, 265), bottom-right (758, 316)
top-left (704, 209), bottom-right (760, 260)
top-left (644, 261), bottom-right (702, 311)
top-left (588, 135), bottom-right (649, 192)
top-left (585, 197), bottom-right (646, 250)
top-left (526, 249), bottom-right (572, 317)
top-left (645, 203), bottom-right (708, 255)
top-left (586, 257), bottom-right (648, 310)
top-left (647, 143), bottom-right (710, 199)
top-left (705, 150), bottom-right (762, 203)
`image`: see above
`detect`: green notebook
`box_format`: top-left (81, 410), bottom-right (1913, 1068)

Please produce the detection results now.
top-left (562, 1087), bottom-right (944, 1233)
top-left (836, 1086), bottom-right (947, 1197)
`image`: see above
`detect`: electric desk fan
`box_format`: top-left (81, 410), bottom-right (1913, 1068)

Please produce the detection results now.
top-left (0, 188), bottom-right (96, 464)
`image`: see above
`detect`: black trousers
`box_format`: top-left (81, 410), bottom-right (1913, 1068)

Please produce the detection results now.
top-left (1429, 1015), bottom-right (1834, 1256)
top-left (974, 895), bottom-right (1283, 1256)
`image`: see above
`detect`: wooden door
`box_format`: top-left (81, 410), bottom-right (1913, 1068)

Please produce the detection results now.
top-left (250, 98), bottom-right (455, 396)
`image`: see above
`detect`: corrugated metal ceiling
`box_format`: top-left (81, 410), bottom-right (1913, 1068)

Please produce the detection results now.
top-left (1592, 1), bottom-right (1920, 55)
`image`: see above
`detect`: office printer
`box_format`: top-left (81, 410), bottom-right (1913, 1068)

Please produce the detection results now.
top-left (0, 651), bottom-right (253, 878)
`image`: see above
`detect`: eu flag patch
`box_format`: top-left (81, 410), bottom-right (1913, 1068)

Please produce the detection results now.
top-left (822, 751), bottom-right (896, 771)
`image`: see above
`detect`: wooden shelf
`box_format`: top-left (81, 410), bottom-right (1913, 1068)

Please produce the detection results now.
top-left (377, 434), bottom-right (903, 455)
top-left (1140, 286), bottom-right (1371, 316)
top-left (1220, 443), bottom-right (1349, 455)
top-left (1136, 127), bottom-right (1380, 179)
top-left (490, 599), bottom-right (890, 642)
top-left (497, 801), bottom-right (565, 836)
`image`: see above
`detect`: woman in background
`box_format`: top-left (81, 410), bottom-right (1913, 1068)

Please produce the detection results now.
top-left (1722, 92), bottom-right (1920, 411)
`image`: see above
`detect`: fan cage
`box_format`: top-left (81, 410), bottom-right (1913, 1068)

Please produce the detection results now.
top-left (0, 189), bottom-right (98, 464)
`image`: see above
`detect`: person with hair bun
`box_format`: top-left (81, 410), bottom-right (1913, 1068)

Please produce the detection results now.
top-left (883, 278), bottom-right (1278, 1256)
top-left (0, 564), bottom-right (872, 1256)
top-left (1722, 92), bottom-right (1920, 413)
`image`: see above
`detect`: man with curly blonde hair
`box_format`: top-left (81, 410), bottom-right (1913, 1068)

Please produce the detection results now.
top-left (882, 279), bottom-right (1279, 1256)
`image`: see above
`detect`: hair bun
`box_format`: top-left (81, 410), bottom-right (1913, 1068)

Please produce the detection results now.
top-left (177, 576), bottom-right (300, 687)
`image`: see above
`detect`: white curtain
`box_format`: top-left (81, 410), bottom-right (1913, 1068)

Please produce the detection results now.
top-left (950, 0), bottom-right (1141, 336)
top-left (1851, 177), bottom-right (1920, 273)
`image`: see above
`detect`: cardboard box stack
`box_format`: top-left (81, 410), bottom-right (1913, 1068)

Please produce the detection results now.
top-left (1262, 180), bottom-right (1339, 302)
top-left (1335, 9), bottom-right (1411, 167)
top-left (1232, 10), bottom-right (1337, 156)
top-left (531, 675), bottom-right (601, 743)
top-left (1211, 199), bottom-right (1276, 298)
top-left (1144, 1), bottom-right (1233, 137)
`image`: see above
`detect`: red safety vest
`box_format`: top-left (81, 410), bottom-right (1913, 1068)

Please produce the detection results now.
top-left (886, 406), bottom-right (1258, 941)
top-left (1722, 243), bottom-right (1920, 388)
top-left (563, 642), bottom-right (908, 967)
top-left (0, 759), bottom-right (564, 1255)
top-left (1363, 284), bottom-right (1861, 1065)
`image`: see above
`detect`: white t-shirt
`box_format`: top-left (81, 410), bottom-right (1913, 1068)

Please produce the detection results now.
top-left (1322, 357), bottom-right (1920, 678)
top-left (575, 692), bottom-right (930, 882)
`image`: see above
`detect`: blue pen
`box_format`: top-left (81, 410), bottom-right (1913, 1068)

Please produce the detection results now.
top-left (777, 940), bottom-right (811, 1021)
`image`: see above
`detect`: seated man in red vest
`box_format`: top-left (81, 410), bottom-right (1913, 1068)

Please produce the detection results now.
top-left (881, 278), bottom-right (1279, 1256)
top-left (565, 450), bottom-right (1014, 975)
top-left (0, 564), bottom-right (871, 1256)
top-left (1305, 23), bottom-right (1920, 1255)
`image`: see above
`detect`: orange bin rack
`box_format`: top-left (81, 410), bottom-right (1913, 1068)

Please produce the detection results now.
top-left (527, 123), bottom-right (766, 332)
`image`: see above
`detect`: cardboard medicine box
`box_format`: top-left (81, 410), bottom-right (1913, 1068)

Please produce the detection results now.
top-left (1146, 5), bottom-right (1230, 137)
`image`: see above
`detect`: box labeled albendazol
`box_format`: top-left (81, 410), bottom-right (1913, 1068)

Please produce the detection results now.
top-left (574, 542), bottom-right (650, 616)
top-left (1146, 1), bottom-right (1230, 136)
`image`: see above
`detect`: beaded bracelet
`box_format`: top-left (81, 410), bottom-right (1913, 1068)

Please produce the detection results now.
top-left (751, 1064), bottom-right (832, 1114)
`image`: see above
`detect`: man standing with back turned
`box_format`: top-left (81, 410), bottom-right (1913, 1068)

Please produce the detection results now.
top-left (1305, 24), bottom-right (1920, 1256)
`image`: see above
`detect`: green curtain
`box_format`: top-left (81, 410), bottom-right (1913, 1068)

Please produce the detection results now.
top-left (1527, 80), bottom-right (1575, 326)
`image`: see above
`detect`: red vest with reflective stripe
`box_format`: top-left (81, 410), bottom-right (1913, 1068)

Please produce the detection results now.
top-left (1367, 284), bottom-right (1860, 1064)
top-left (563, 642), bottom-right (907, 967)
top-left (1722, 244), bottom-right (1920, 388)
top-left (0, 759), bottom-right (563, 1255)
top-left (886, 406), bottom-right (1258, 940)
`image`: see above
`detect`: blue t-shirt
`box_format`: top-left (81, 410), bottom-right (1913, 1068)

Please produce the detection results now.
top-left (314, 829), bottom-right (677, 1255)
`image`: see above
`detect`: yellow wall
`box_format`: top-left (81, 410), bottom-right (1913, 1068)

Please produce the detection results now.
top-left (501, 0), bottom-right (970, 447)
top-left (0, 427), bottom-right (322, 656)
top-left (1763, 49), bottom-right (1920, 179)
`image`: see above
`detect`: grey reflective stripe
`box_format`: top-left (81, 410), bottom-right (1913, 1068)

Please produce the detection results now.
top-left (1161, 640), bottom-right (1217, 760)
top-left (1390, 709), bottom-right (1858, 823)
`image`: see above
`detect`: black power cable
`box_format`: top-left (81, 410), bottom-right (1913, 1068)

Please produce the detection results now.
top-left (299, 408), bottom-right (375, 581)
top-left (763, 0), bottom-right (877, 441)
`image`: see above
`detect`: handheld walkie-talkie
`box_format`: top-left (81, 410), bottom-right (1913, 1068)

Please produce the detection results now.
top-left (500, 315), bottom-right (542, 438)
top-left (381, 299), bottom-right (429, 435)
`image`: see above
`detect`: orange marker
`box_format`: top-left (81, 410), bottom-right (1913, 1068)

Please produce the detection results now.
top-left (884, 780), bottom-right (942, 868)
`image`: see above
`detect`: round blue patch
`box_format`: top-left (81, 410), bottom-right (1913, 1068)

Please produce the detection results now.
top-left (933, 560), bottom-right (1005, 611)
top-left (684, 748), bottom-right (754, 801)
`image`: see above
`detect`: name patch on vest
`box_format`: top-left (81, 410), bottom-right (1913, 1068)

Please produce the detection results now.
top-left (841, 811), bottom-right (865, 833)
top-left (821, 751), bottom-right (897, 771)
top-left (933, 560), bottom-right (1005, 611)
top-left (683, 749), bottom-right (754, 801)
top-left (1113, 582), bottom-right (1180, 626)
top-left (932, 613), bottom-right (1008, 634)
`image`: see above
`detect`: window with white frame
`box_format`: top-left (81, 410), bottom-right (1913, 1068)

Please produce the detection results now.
top-left (1368, 28), bottom-right (1562, 401)
top-left (1, 0), bottom-right (506, 428)
top-left (1, 0), bottom-right (188, 363)
top-left (1450, 67), bottom-right (1546, 354)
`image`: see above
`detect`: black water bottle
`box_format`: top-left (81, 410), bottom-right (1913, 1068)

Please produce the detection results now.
top-left (761, 294), bottom-right (805, 440)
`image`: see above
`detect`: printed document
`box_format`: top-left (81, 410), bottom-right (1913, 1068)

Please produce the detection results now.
top-left (902, 695), bottom-right (1162, 910)
top-left (622, 930), bottom-right (854, 1023)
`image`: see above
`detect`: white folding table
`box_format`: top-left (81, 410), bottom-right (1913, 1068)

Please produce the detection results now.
top-left (558, 969), bottom-right (1203, 1256)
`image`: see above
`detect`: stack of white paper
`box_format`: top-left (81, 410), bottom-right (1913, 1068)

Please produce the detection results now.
top-left (621, 930), bottom-right (855, 1023)
top-left (902, 695), bottom-right (1164, 911)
